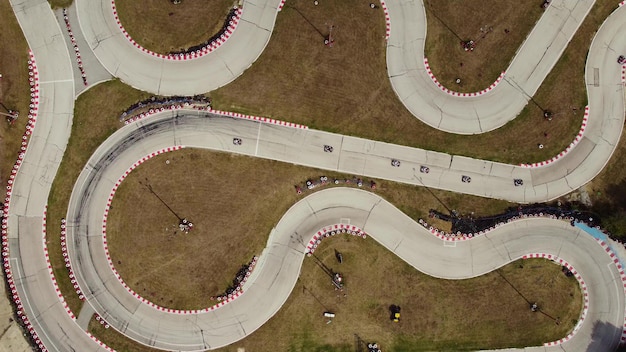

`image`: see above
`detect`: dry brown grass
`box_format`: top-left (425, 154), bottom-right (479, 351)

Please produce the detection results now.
top-left (0, 0), bottom-right (31, 193)
top-left (208, 0), bottom-right (605, 165)
top-left (115, 0), bottom-right (235, 54)
top-left (423, 1), bottom-right (543, 93)
top-left (47, 0), bottom-right (73, 9)
top-left (107, 148), bottom-right (511, 310)
top-left (90, 234), bottom-right (582, 351)
top-left (217, 244), bottom-right (581, 351)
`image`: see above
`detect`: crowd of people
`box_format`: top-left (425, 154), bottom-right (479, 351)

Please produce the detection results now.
top-left (429, 203), bottom-right (603, 237)
top-left (119, 95), bottom-right (211, 122)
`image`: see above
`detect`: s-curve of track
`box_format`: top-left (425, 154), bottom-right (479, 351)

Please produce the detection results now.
top-left (4, 0), bottom-right (626, 352)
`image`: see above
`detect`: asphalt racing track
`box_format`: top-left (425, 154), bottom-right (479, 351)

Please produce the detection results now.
top-left (3, 0), bottom-right (626, 351)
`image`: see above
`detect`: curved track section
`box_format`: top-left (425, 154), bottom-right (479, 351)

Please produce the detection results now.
top-left (75, 0), bottom-right (281, 95)
top-left (5, 0), bottom-right (96, 350)
top-left (386, 0), bottom-right (595, 133)
top-left (78, 0), bottom-right (600, 134)
top-left (5, 0), bottom-right (626, 351)
top-left (64, 112), bottom-right (624, 351)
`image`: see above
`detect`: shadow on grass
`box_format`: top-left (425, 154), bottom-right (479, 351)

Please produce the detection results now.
top-left (592, 180), bottom-right (626, 239)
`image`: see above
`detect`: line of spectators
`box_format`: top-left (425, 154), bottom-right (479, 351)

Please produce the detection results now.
top-left (120, 95), bottom-right (211, 122)
top-left (430, 204), bottom-right (602, 236)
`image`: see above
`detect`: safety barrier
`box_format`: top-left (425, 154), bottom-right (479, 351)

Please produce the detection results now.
top-left (1, 50), bottom-right (48, 351)
top-left (520, 106), bottom-right (589, 168)
top-left (42, 208), bottom-right (77, 322)
top-left (518, 254), bottom-right (589, 347)
top-left (379, 0), bottom-right (390, 40)
top-left (110, 1), bottom-right (242, 61)
top-left (278, 0), bottom-right (286, 11)
top-left (62, 9), bottom-right (87, 85)
top-left (123, 105), bottom-right (309, 130)
top-left (209, 108), bottom-right (309, 129)
top-left (423, 58), bottom-right (505, 97)
top-left (305, 224), bottom-right (367, 254)
top-left (212, 256), bottom-right (258, 302)
top-left (86, 332), bottom-right (115, 352)
top-left (97, 146), bottom-right (247, 314)
top-left (622, 64), bottom-right (626, 83)
top-left (60, 218), bottom-right (85, 300)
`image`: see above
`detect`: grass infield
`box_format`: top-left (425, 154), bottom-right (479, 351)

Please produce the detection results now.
top-left (209, 0), bottom-right (615, 165)
top-left (106, 148), bottom-right (511, 310)
top-left (114, 0), bottom-right (235, 54)
top-left (91, 229), bottom-right (583, 351)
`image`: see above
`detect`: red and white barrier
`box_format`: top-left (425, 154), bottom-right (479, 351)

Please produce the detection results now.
top-left (111, 1), bottom-right (242, 61)
top-left (620, 0), bottom-right (626, 7)
top-left (62, 9), bottom-right (88, 85)
top-left (42, 208), bottom-right (77, 321)
top-left (520, 106), bottom-right (589, 168)
top-left (424, 58), bottom-right (505, 97)
top-left (123, 105), bottom-right (309, 130)
top-left (86, 332), bottom-right (115, 352)
top-left (305, 224), bottom-right (367, 254)
top-left (1, 50), bottom-right (49, 351)
top-left (60, 218), bottom-right (85, 301)
top-left (97, 146), bottom-right (248, 314)
top-left (278, 0), bottom-right (286, 11)
top-left (209, 108), bottom-right (309, 129)
top-left (621, 64), bottom-right (625, 83)
top-left (379, 0), bottom-right (390, 40)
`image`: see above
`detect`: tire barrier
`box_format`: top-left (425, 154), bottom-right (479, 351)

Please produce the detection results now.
top-left (423, 58), bottom-right (505, 97)
top-left (62, 9), bottom-right (87, 86)
top-left (110, 1), bottom-right (243, 61)
top-left (86, 332), bottom-right (115, 352)
top-left (98, 146), bottom-right (246, 314)
top-left (520, 106), bottom-right (590, 168)
top-left (305, 224), bottom-right (367, 254)
top-left (379, 0), bottom-right (390, 41)
top-left (120, 95), bottom-right (211, 122)
top-left (518, 254), bottom-right (589, 347)
top-left (42, 209), bottom-right (77, 322)
top-left (94, 314), bottom-right (110, 329)
top-left (60, 218), bottom-right (85, 301)
top-left (209, 108), bottom-right (309, 129)
top-left (1, 51), bottom-right (47, 351)
top-left (278, 0), bottom-right (286, 11)
top-left (622, 64), bottom-right (626, 83)
top-left (123, 105), bottom-right (309, 130)
top-left (210, 256), bottom-right (258, 302)
top-left (297, 176), bottom-right (374, 194)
